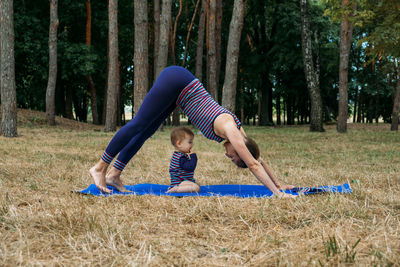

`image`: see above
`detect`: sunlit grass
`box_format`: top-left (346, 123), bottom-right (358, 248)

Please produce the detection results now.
top-left (0, 109), bottom-right (399, 265)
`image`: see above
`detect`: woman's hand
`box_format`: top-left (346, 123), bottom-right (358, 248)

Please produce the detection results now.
top-left (278, 184), bottom-right (295, 190)
top-left (277, 192), bottom-right (297, 198)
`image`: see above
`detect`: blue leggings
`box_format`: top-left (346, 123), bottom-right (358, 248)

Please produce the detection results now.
top-left (101, 66), bottom-right (196, 171)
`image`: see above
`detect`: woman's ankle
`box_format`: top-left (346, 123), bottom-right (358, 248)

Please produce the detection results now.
top-left (93, 160), bottom-right (108, 173)
top-left (107, 166), bottom-right (122, 178)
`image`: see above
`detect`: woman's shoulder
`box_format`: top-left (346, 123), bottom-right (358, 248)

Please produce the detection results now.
top-left (214, 113), bottom-right (240, 136)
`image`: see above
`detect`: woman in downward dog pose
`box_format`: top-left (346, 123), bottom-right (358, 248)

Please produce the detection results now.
top-left (90, 66), bottom-right (295, 198)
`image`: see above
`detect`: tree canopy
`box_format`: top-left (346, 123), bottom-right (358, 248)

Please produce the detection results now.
top-left (6, 0), bottom-right (399, 126)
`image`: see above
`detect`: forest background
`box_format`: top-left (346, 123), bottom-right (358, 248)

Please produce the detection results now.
top-left (1, 0), bottom-right (400, 135)
top-left (0, 1), bottom-right (399, 265)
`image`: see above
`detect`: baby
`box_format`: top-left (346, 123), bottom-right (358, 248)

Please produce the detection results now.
top-left (166, 127), bottom-right (201, 193)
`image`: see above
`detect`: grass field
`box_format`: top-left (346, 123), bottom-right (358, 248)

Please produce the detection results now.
top-left (0, 109), bottom-right (399, 266)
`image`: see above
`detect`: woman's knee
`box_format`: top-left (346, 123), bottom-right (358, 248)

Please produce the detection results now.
top-left (124, 116), bottom-right (148, 132)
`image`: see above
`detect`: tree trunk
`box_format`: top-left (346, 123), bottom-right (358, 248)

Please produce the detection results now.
top-left (283, 99), bottom-right (286, 125)
top-left (182, 0), bottom-right (201, 67)
top-left (170, 0), bottom-right (182, 66)
top-left (73, 90), bottom-right (88, 122)
top-left (300, 0), bottom-right (324, 132)
top-left (221, 0), bottom-right (246, 112)
top-left (375, 61), bottom-right (380, 123)
top-left (104, 0), bottom-right (119, 132)
top-left (357, 86), bottom-right (362, 123)
top-left (116, 61), bottom-right (122, 126)
top-left (85, 0), bottom-right (99, 125)
top-left (206, 0), bottom-right (218, 101)
top-left (215, 0), bottom-right (222, 98)
top-left (240, 81), bottom-right (244, 122)
top-left (276, 93), bottom-right (281, 125)
top-left (45, 0), bottom-right (59, 126)
top-left (259, 72), bottom-right (273, 126)
top-left (170, 0), bottom-right (183, 126)
top-left (65, 84), bottom-right (73, 119)
top-left (0, 0), bottom-right (17, 137)
top-left (102, 80), bottom-right (107, 124)
top-left (353, 86), bottom-right (358, 123)
top-left (134, 0), bottom-right (149, 116)
top-left (155, 0), bottom-right (172, 79)
top-left (0, 21), bottom-right (1, 99)
top-left (153, 0), bottom-right (160, 82)
top-left (86, 76), bottom-right (98, 124)
top-left (195, 0), bottom-right (206, 81)
top-left (337, 0), bottom-right (355, 133)
top-left (257, 88), bottom-right (261, 125)
top-left (391, 71), bottom-right (400, 131)
top-left (287, 96), bottom-right (295, 125)
top-left (254, 3), bottom-right (275, 126)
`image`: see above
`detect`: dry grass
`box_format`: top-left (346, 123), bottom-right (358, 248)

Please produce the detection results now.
top-left (0, 109), bottom-right (399, 266)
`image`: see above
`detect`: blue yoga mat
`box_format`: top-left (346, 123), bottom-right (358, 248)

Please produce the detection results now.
top-left (76, 183), bottom-right (352, 198)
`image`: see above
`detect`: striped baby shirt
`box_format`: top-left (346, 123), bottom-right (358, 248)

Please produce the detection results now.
top-left (169, 151), bottom-right (197, 187)
top-left (177, 79), bottom-right (241, 143)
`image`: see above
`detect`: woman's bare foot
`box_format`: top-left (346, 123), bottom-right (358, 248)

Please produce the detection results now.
top-left (105, 167), bottom-right (129, 192)
top-left (106, 176), bottom-right (129, 192)
top-left (89, 162), bottom-right (111, 193)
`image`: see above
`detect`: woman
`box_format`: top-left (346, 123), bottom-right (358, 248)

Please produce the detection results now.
top-left (90, 66), bottom-right (295, 198)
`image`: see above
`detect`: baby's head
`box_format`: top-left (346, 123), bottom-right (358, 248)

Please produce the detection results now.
top-left (170, 127), bottom-right (195, 153)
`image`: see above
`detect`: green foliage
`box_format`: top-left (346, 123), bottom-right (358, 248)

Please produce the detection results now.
top-left (9, 0), bottom-right (395, 125)
top-left (323, 0), bottom-right (359, 23)
top-left (14, 0), bottom-right (48, 110)
top-left (359, 0), bottom-right (400, 59)
top-left (59, 43), bottom-right (99, 79)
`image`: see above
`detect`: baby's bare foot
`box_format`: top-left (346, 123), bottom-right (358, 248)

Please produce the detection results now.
top-left (90, 166), bottom-right (111, 193)
top-left (166, 187), bottom-right (177, 193)
top-left (106, 176), bottom-right (129, 192)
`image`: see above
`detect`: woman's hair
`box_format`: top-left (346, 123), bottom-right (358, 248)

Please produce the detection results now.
top-left (170, 127), bottom-right (194, 146)
top-left (237, 137), bottom-right (260, 168)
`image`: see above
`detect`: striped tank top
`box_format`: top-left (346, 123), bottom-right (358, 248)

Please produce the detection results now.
top-left (176, 79), bottom-right (241, 143)
top-left (169, 151), bottom-right (196, 186)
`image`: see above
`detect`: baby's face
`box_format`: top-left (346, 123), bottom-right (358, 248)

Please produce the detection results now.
top-left (176, 134), bottom-right (194, 153)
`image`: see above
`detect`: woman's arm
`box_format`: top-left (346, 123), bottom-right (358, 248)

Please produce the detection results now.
top-left (226, 129), bottom-right (282, 195)
top-left (214, 114), bottom-right (295, 197)
top-left (259, 158), bottom-right (294, 190)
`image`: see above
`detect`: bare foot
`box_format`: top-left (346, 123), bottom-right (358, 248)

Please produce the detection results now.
top-left (106, 175), bottom-right (129, 192)
top-left (90, 166), bottom-right (111, 194)
top-left (166, 187), bottom-right (178, 193)
top-left (166, 182), bottom-right (200, 193)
